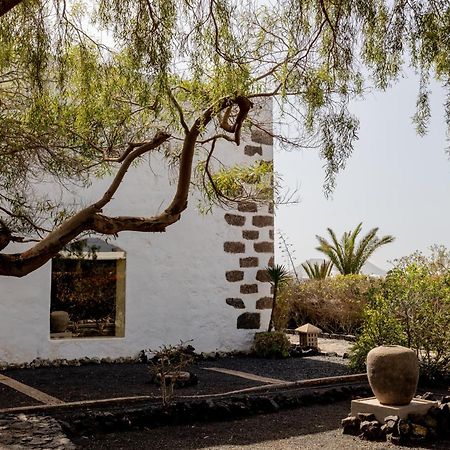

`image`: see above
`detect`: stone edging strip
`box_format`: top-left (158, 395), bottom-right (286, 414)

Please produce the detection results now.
top-left (0, 374), bottom-right (64, 405)
top-left (203, 367), bottom-right (285, 384)
top-left (0, 373), bottom-right (367, 414)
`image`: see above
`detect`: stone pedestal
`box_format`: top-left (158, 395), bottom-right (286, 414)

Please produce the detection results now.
top-left (351, 397), bottom-right (438, 423)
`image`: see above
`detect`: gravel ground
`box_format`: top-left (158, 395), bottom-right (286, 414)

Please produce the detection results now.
top-left (198, 355), bottom-right (350, 382)
top-left (1, 355), bottom-right (350, 407)
top-left (1, 364), bottom-right (264, 406)
top-left (0, 384), bottom-right (41, 408)
top-left (72, 399), bottom-right (450, 450)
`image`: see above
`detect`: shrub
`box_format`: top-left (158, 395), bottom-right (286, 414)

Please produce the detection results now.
top-left (276, 275), bottom-right (381, 334)
top-left (252, 331), bottom-right (291, 358)
top-left (350, 265), bottom-right (450, 381)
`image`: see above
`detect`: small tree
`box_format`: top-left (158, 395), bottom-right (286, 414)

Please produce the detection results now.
top-left (316, 223), bottom-right (394, 275)
top-left (301, 260), bottom-right (333, 279)
top-left (267, 264), bottom-right (290, 332)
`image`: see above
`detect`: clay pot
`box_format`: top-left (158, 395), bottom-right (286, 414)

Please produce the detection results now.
top-left (50, 311), bottom-right (70, 333)
top-left (367, 345), bottom-right (419, 406)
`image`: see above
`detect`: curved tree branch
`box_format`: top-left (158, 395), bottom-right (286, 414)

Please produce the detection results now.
top-left (0, 95), bottom-right (254, 277)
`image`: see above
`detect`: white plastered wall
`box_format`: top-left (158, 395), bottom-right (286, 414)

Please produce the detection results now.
top-left (0, 102), bottom-right (273, 364)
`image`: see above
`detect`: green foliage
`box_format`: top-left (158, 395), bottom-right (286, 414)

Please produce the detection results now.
top-left (267, 264), bottom-right (290, 286)
top-left (252, 331), bottom-right (291, 359)
top-left (350, 265), bottom-right (450, 381)
top-left (277, 275), bottom-right (380, 334)
top-left (316, 223), bottom-right (394, 274)
top-left (349, 293), bottom-right (406, 372)
top-left (266, 264), bottom-right (290, 332)
top-left (391, 244), bottom-right (450, 275)
top-left (1, 1), bottom-right (450, 268)
top-left (301, 260), bottom-right (333, 279)
top-left (198, 160), bottom-right (274, 212)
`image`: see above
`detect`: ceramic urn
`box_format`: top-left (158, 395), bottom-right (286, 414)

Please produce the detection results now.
top-left (366, 345), bottom-right (419, 406)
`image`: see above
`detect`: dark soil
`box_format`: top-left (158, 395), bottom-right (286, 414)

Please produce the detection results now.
top-left (198, 355), bottom-right (350, 381)
top-left (1, 364), bottom-right (263, 405)
top-left (1, 355), bottom-right (351, 407)
top-left (0, 384), bottom-right (41, 408)
top-left (72, 400), bottom-right (351, 449)
top-left (70, 399), bottom-right (450, 450)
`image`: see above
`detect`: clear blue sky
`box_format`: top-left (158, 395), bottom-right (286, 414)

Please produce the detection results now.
top-left (275, 72), bottom-right (450, 270)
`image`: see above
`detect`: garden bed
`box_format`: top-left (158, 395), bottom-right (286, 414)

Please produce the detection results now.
top-left (1, 355), bottom-right (351, 409)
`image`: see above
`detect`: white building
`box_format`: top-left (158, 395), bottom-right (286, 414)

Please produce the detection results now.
top-left (0, 105), bottom-right (274, 365)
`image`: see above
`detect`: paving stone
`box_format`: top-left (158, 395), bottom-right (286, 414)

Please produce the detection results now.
top-left (0, 414), bottom-right (76, 449)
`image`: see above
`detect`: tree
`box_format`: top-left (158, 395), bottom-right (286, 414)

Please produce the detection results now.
top-left (391, 244), bottom-right (450, 275)
top-left (266, 264), bottom-right (290, 332)
top-left (315, 223), bottom-right (394, 274)
top-left (301, 260), bottom-right (334, 279)
top-left (0, 1), bottom-right (449, 277)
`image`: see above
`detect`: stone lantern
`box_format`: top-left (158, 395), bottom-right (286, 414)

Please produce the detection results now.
top-left (295, 323), bottom-right (322, 349)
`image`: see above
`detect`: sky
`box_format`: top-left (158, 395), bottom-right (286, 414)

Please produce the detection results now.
top-left (275, 72), bottom-right (450, 271)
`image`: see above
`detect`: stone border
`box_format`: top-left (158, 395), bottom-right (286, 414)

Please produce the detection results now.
top-left (57, 384), bottom-right (372, 438)
top-left (342, 395), bottom-right (450, 445)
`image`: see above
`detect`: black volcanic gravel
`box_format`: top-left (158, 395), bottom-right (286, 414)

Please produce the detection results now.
top-left (0, 383), bottom-right (41, 409)
top-left (1, 355), bottom-right (349, 406)
top-left (198, 355), bottom-right (350, 382)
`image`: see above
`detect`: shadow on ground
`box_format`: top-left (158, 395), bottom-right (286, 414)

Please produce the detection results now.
top-left (72, 400), bottom-right (352, 449)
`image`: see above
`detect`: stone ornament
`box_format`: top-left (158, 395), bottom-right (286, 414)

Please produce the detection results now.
top-left (367, 345), bottom-right (419, 406)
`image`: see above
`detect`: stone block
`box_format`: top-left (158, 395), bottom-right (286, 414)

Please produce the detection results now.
top-left (351, 397), bottom-right (438, 423)
top-left (244, 145), bottom-right (263, 156)
top-left (256, 297), bottom-right (273, 309)
top-left (252, 215), bottom-right (274, 227)
top-left (251, 128), bottom-right (273, 145)
top-left (268, 256), bottom-right (274, 267)
top-left (238, 201), bottom-right (258, 213)
top-left (239, 257), bottom-right (258, 267)
top-left (225, 271), bottom-right (244, 282)
top-left (240, 284), bottom-right (258, 294)
top-left (341, 416), bottom-right (360, 435)
top-left (242, 230), bottom-right (259, 240)
top-left (226, 298), bottom-right (245, 309)
top-left (269, 229), bottom-right (274, 240)
top-left (254, 241), bottom-right (274, 253)
top-left (237, 312), bottom-right (261, 329)
top-left (256, 269), bottom-right (271, 282)
top-left (224, 213), bottom-right (246, 226)
top-left (224, 242), bottom-right (245, 253)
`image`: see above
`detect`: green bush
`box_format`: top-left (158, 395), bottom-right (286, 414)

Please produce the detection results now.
top-left (349, 265), bottom-right (450, 381)
top-left (276, 275), bottom-right (380, 334)
top-left (252, 331), bottom-right (291, 358)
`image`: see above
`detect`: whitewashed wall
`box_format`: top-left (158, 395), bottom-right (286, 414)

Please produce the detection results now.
top-left (0, 102), bottom-right (274, 364)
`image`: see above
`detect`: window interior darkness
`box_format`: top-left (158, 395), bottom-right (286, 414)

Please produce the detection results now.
top-left (50, 256), bottom-right (125, 339)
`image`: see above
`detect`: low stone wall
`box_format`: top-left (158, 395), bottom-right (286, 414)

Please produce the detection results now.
top-left (59, 385), bottom-right (372, 437)
top-left (342, 395), bottom-right (450, 444)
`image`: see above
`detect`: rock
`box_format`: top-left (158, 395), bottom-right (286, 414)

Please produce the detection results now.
top-left (411, 423), bottom-right (428, 439)
top-left (360, 420), bottom-right (383, 440)
top-left (386, 433), bottom-right (402, 444)
top-left (397, 418), bottom-right (411, 437)
top-left (357, 413), bottom-right (376, 422)
top-left (442, 395), bottom-right (450, 404)
top-left (341, 416), bottom-right (360, 435)
top-left (384, 415), bottom-right (399, 434)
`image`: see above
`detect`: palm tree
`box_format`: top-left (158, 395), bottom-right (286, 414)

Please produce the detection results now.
top-left (301, 260), bottom-right (334, 279)
top-left (315, 223), bottom-right (394, 275)
top-left (266, 264), bottom-right (290, 332)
